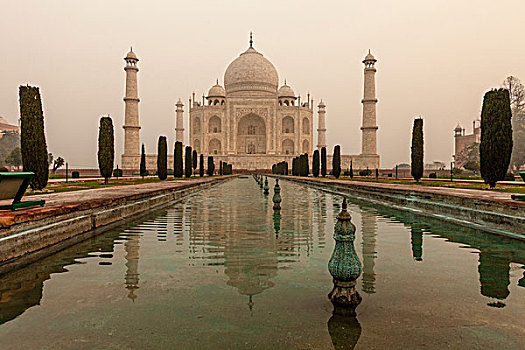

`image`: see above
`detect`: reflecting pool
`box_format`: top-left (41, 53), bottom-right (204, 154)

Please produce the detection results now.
top-left (0, 178), bottom-right (524, 349)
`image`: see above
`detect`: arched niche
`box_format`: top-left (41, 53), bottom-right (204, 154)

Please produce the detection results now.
top-left (282, 139), bottom-right (294, 155)
top-left (237, 113), bottom-right (266, 154)
top-left (209, 138), bottom-right (221, 155)
top-left (209, 116), bottom-right (221, 133)
top-left (282, 116), bottom-right (294, 134)
top-left (302, 117), bottom-right (310, 134)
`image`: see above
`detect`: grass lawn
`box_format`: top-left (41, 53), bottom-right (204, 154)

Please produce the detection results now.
top-left (336, 177), bottom-right (525, 194)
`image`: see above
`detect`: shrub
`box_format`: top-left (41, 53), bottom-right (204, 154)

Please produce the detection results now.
top-left (359, 169), bottom-right (372, 176)
top-left (174, 141), bottom-right (183, 177)
top-left (452, 167), bottom-right (463, 175)
top-left (429, 172), bottom-right (437, 178)
top-left (19, 85), bottom-right (49, 190)
top-left (504, 172), bottom-right (515, 181)
top-left (480, 89), bottom-right (513, 188)
top-left (411, 118), bottom-right (424, 182)
top-left (113, 168), bottom-right (123, 177)
top-left (0, 166), bottom-right (8, 172)
top-left (72, 171), bottom-right (80, 178)
top-left (349, 160), bottom-right (354, 178)
top-left (157, 136), bottom-right (168, 180)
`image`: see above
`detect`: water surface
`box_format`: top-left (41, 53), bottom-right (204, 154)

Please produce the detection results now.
top-left (0, 178), bottom-right (524, 349)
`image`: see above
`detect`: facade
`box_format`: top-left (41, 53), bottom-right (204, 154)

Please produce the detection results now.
top-left (121, 37), bottom-right (380, 172)
top-left (453, 119), bottom-right (481, 167)
top-left (0, 116), bottom-right (20, 137)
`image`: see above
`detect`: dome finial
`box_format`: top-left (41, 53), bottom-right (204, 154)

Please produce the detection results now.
top-left (216, 78), bottom-right (219, 85)
top-left (131, 46), bottom-right (133, 52)
top-left (249, 32), bottom-right (253, 48)
top-left (284, 79), bottom-right (287, 85)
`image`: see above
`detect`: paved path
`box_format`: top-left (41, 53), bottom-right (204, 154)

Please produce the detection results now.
top-left (289, 176), bottom-right (524, 204)
top-left (0, 177), bottom-right (224, 230)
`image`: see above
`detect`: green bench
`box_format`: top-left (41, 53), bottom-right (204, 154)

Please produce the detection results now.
top-left (0, 172), bottom-right (45, 210)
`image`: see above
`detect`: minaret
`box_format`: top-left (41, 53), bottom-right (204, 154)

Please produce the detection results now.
top-left (122, 47), bottom-right (141, 170)
top-left (175, 99), bottom-right (184, 144)
top-left (317, 100), bottom-right (327, 150)
top-left (361, 50), bottom-right (378, 155)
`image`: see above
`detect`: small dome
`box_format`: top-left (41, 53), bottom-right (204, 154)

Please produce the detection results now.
top-left (125, 48), bottom-right (138, 60)
top-left (318, 100), bottom-right (326, 107)
top-left (455, 124), bottom-right (462, 131)
top-left (278, 83), bottom-right (295, 98)
top-left (363, 50), bottom-right (376, 62)
top-left (208, 83), bottom-right (225, 97)
top-left (176, 99), bottom-right (183, 106)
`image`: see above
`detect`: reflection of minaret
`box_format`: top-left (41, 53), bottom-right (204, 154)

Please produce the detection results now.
top-left (478, 250), bottom-right (511, 307)
top-left (124, 233), bottom-right (140, 301)
top-left (410, 225), bottom-right (424, 261)
top-left (361, 210), bottom-right (377, 294)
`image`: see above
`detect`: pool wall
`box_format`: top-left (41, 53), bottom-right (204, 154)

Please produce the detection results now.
top-left (0, 177), bottom-right (233, 271)
top-left (276, 176), bottom-right (525, 240)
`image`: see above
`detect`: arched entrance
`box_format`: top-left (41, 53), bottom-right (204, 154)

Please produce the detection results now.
top-left (237, 114), bottom-right (266, 154)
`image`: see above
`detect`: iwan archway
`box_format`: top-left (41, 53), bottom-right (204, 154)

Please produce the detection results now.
top-left (237, 113), bottom-right (266, 154)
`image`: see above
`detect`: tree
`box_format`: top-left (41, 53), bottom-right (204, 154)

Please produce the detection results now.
top-left (502, 76), bottom-right (525, 115)
top-left (304, 153), bottom-right (309, 176)
top-left (52, 157), bottom-right (64, 173)
top-left (5, 147), bottom-right (22, 169)
top-left (98, 116), bottom-right (114, 184)
top-left (140, 144), bottom-right (147, 178)
top-left (207, 156), bottom-right (215, 176)
top-left (19, 85), bottom-right (49, 190)
top-left (219, 161), bottom-right (223, 176)
top-left (350, 159), bottom-right (354, 178)
top-left (157, 136), bottom-right (168, 180)
top-left (312, 149), bottom-right (320, 177)
top-left (174, 141), bottom-right (183, 177)
top-left (199, 154), bottom-right (204, 177)
top-left (332, 145), bottom-right (341, 178)
top-left (463, 160), bottom-right (479, 172)
top-left (411, 118), bottom-right (424, 182)
top-left (321, 147), bottom-right (327, 177)
top-left (184, 146), bottom-right (192, 178)
top-left (480, 89), bottom-right (513, 188)
top-left (192, 149), bottom-right (198, 175)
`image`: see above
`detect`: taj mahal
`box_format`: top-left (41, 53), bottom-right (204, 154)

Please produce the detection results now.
top-left (121, 35), bottom-right (380, 172)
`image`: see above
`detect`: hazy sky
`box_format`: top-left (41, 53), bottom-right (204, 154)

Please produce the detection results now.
top-left (1, 0), bottom-right (524, 168)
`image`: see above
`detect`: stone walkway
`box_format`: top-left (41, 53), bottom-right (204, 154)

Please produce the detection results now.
top-left (290, 176), bottom-right (524, 204)
top-left (0, 177), bottom-right (222, 230)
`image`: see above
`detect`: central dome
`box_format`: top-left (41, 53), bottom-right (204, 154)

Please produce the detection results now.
top-left (224, 46), bottom-right (279, 95)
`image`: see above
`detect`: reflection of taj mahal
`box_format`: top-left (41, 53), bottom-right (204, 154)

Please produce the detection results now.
top-left (121, 34), bottom-right (380, 171)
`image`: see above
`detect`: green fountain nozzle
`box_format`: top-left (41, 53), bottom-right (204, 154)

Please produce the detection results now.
top-left (328, 198), bottom-right (362, 310)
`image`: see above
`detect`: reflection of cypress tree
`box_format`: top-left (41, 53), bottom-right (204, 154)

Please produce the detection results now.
top-left (518, 269), bottom-right (525, 288)
top-left (410, 226), bottom-right (423, 261)
top-left (478, 250), bottom-right (510, 305)
top-left (327, 307), bottom-right (361, 350)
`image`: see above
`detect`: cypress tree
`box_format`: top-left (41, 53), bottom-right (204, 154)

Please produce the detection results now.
top-left (313, 150), bottom-right (320, 177)
top-left (174, 141), bottom-right (183, 177)
top-left (299, 154), bottom-right (305, 176)
top-left (140, 144), bottom-right (147, 178)
top-left (285, 161), bottom-right (288, 175)
top-left (304, 153), bottom-right (310, 176)
top-left (321, 147), bottom-right (327, 177)
top-left (480, 89), bottom-right (513, 188)
top-left (97, 116), bottom-right (114, 185)
top-left (184, 146), bottom-right (192, 178)
top-left (411, 118), bottom-right (424, 182)
top-left (219, 161), bottom-right (223, 175)
top-left (207, 156), bottom-right (215, 176)
top-left (157, 136), bottom-right (168, 180)
top-left (199, 154), bottom-right (204, 177)
top-left (192, 149), bottom-right (198, 175)
top-left (350, 159), bottom-right (354, 178)
top-left (19, 85), bottom-right (49, 190)
top-left (333, 145), bottom-right (341, 178)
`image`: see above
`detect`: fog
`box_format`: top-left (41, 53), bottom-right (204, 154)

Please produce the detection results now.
top-left (1, 0), bottom-right (524, 168)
